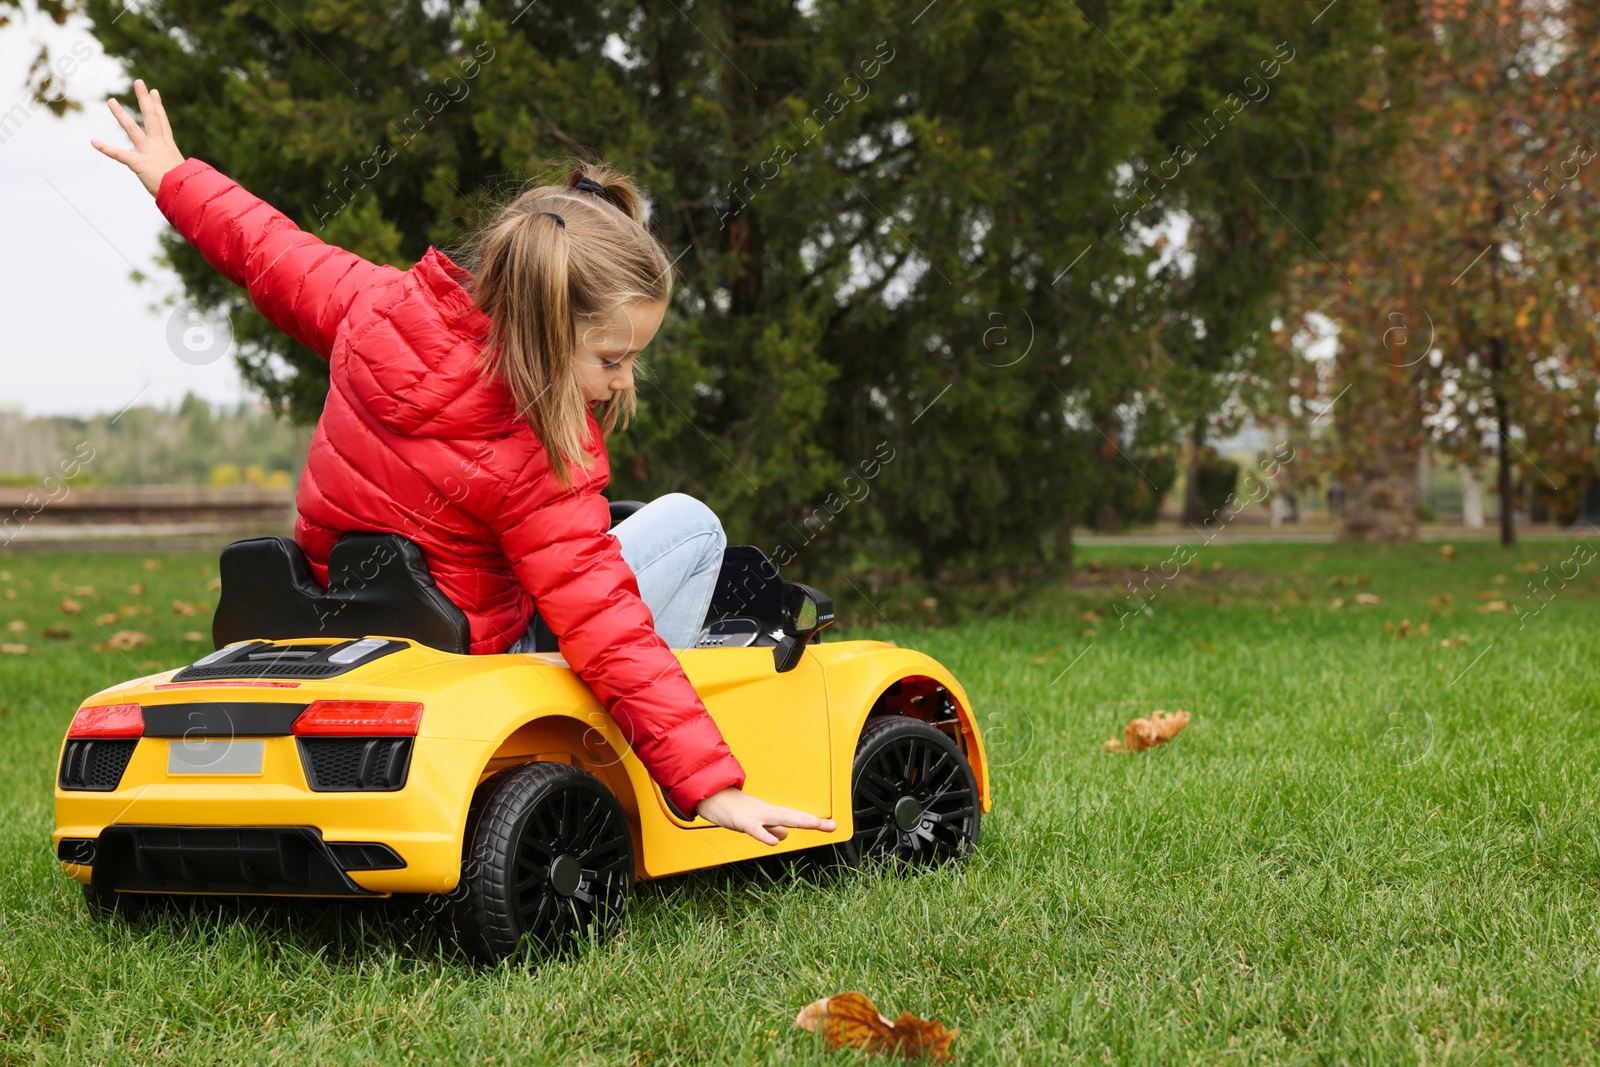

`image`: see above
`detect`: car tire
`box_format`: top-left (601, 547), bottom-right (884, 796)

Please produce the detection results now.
top-left (82, 882), bottom-right (148, 921)
top-left (454, 761), bottom-right (634, 965)
top-left (832, 715), bottom-right (981, 869)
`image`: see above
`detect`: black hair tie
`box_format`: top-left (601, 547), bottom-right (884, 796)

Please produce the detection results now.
top-left (541, 211), bottom-right (566, 227)
top-left (573, 176), bottom-right (605, 195)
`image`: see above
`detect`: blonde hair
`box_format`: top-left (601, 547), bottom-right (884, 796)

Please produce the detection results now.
top-left (468, 163), bottom-right (673, 487)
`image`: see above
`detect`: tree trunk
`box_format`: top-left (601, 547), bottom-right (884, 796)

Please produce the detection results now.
top-left (1338, 436), bottom-right (1421, 542)
top-left (1489, 334), bottom-right (1515, 547)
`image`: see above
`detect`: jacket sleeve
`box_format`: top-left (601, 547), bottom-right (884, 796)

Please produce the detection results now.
top-left (154, 158), bottom-right (397, 360)
top-left (484, 453), bottom-right (746, 815)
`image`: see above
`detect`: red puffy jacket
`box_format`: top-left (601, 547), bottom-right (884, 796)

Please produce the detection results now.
top-left (155, 157), bottom-right (745, 814)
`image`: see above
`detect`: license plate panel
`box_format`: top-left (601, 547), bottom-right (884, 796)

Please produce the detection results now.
top-left (167, 739), bottom-right (265, 776)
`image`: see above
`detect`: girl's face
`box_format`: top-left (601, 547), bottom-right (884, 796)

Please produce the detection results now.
top-left (574, 299), bottom-right (665, 405)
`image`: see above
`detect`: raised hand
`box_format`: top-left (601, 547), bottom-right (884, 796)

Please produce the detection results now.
top-left (90, 78), bottom-right (185, 196)
top-left (693, 785), bottom-right (838, 846)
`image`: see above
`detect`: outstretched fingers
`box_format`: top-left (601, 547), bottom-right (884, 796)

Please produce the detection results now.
top-left (106, 97), bottom-right (147, 148)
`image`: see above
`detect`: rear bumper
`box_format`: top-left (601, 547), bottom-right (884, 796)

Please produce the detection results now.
top-left (67, 825), bottom-right (394, 897)
top-left (54, 735), bottom-right (487, 895)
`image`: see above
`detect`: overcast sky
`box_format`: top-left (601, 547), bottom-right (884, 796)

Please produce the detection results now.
top-left (0, 10), bottom-right (252, 419)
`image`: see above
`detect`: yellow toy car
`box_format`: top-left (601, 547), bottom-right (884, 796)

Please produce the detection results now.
top-left (53, 504), bottom-right (990, 962)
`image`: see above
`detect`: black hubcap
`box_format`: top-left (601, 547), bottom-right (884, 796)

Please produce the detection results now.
top-left (549, 853), bottom-right (582, 896)
top-left (893, 795), bottom-right (924, 831)
top-left (854, 728), bottom-right (978, 862)
top-left (511, 784), bottom-right (632, 948)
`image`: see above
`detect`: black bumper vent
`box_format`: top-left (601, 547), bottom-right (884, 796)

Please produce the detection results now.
top-left (298, 738), bottom-right (413, 791)
top-left (326, 842), bottom-right (406, 871)
top-left (89, 825), bottom-right (374, 896)
top-left (59, 739), bottom-right (138, 791)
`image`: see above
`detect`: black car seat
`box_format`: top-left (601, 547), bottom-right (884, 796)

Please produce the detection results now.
top-left (211, 501), bottom-right (651, 655)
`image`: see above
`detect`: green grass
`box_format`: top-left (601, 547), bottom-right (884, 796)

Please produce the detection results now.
top-left (2, 539), bottom-right (1599, 1065)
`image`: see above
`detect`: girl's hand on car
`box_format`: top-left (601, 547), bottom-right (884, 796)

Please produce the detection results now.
top-left (91, 78), bottom-right (185, 196)
top-left (694, 786), bottom-right (837, 846)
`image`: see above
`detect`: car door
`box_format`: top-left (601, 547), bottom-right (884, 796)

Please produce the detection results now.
top-left (662, 646), bottom-right (832, 822)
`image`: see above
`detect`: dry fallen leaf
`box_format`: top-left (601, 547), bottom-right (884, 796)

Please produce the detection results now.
top-left (182, 630), bottom-right (207, 642)
top-left (206, 576), bottom-right (222, 591)
top-left (1437, 634), bottom-right (1471, 649)
top-left (118, 604), bottom-right (152, 616)
top-left (1355, 593), bottom-right (1383, 605)
top-left (5, 620), bottom-right (23, 635)
top-left (1031, 645), bottom-right (1064, 663)
top-left (1492, 574), bottom-right (1507, 585)
top-left (1513, 561), bottom-right (1539, 574)
top-left (1104, 708), bottom-right (1190, 752)
top-left (1431, 593), bottom-right (1454, 605)
top-left (172, 600), bottom-right (198, 616)
top-left (41, 626), bottom-right (72, 640)
top-left (1326, 575), bottom-right (1348, 588)
top-left (142, 558), bottom-right (162, 571)
top-left (127, 582), bottom-right (147, 595)
top-left (0, 643), bottom-right (29, 655)
top-left (59, 599), bottom-right (83, 615)
top-left (93, 630), bottom-right (152, 652)
top-left (1438, 544), bottom-right (1457, 562)
top-left (1329, 597), bottom-right (1345, 609)
top-left (794, 992), bottom-right (957, 1063)
top-left (95, 612), bottom-right (120, 626)
top-left (1354, 574), bottom-right (1371, 585)
top-left (1478, 600), bottom-right (1515, 614)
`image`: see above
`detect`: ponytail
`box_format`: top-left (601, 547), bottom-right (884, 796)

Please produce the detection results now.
top-left (467, 162), bottom-right (672, 488)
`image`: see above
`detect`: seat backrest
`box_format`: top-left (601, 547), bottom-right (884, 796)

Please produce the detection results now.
top-left (211, 534), bottom-right (472, 654)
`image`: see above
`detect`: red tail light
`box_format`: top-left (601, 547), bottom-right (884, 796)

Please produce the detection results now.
top-left (68, 703), bottom-right (144, 738)
top-left (291, 700), bottom-right (423, 737)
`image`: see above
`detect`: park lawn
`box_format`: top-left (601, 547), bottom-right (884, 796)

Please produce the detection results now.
top-left (1, 537), bottom-right (1598, 1065)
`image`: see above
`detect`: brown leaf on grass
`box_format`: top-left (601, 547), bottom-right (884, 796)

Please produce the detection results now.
top-left (182, 630), bottom-right (207, 642)
top-left (205, 576), bottom-right (222, 591)
top-left (59, 599), bottom-right (83, 615)
top-left (1492, 573), bottom-right (1507, 585)
top-left (1355, 593), bottom-right (1383, 605)
top-left (41, 626), bottom-right (72, 639)
top-left (1329, 597), bottom-right (1345, 609)
top-left (71, 585), bottom-right (96, 597)
top-left (1354, 574), bottom-right (1371, 585)
top-left (93, 630), bottom-right (152, 652)
top-left (172, 600), bottom-right (198, 616)
top-left (118, 604), bottom-right (152, 616)
top-left (1431, 593), bottom-right (1454, 605)
top-left (794, 992), bottom-right (958, 1063)
top-left (1437, 634), bottom-right (1471, 649)
top-left (1513, 561), bottom-right (1540, 574)
top-left (1103, 709), bottom-right (1190, 752)
top-left (1478, 600), bottom-right (1514, 614)
top-left (95, 612), bottom-right (119, 626)
top-left (0, 643), bottom-right (29, 655)
top-left (5, 620), bottom-right (23, 634)
top-left (142, 558), bottom-right (162, 571)
top-left (127, 582), bottom-right (147, 595)
top-left (1032, 644), bottom-right (1065, 663)
top-left (1438, 544), bottom-right (1457, 562)
top-left (1326, 575), bottom-right (1348, 587)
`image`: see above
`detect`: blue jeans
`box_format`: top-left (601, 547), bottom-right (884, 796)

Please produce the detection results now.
top-left (506, 493), bottom-right (727, 652)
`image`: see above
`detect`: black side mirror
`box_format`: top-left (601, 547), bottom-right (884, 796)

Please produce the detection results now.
top-left (774, 582), bottom-right (834, 672)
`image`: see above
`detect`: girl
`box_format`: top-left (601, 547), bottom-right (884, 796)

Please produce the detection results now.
top-left (94, 79), bottom-right (834, 847)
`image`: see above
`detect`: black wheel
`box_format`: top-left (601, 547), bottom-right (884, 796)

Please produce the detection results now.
top-left (82, 882), bottom-right (148, 921)
top-left (837, 716), bottom-right (981, 868)
top-left (454, 762), bottom-right (634, 965)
